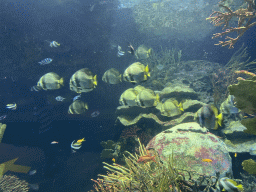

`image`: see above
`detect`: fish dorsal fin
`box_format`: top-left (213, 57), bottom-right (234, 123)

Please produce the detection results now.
top-left (217, 113), bottom-right (223, 126)
top-left (145, 65), bottom-right (150, 77)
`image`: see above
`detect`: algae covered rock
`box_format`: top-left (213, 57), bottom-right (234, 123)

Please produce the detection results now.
top-left (0, 123), bottom-right (6, 143)
top-left (228, 78), bottom-right (256, 135)
top-left (228, 78), bottom-right (256, 115)
top-left (158, 85), bottom-right (198, 100)
top-left (100, 140), bottom-right (121, 159)
top-left (242, 159), bottom-right (256, 175)
top-left (222, 121), bottom-right (247, 135)
top-left (224, 138), bottom-right (256, 153)
top-left (146, 122), bottom-right (232, 179)
top-left (241, 118), bottom-right (256, 135)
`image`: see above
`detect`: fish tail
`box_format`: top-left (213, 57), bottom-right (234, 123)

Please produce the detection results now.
top-left (217, 113), bottom-right (223, 126)
top-left (154, 94), bottom-right (160, 106)
top-left (144, 74), bottom-right (148, 81)
top-left (93, 75), bottom-right (97, 86)
top-left (85, 103), bottom-right (89, 110)
top-left (56, 42), bottom-right (60, 46)
top-left (59, 78), bottom-right (64, 86)
top-left (236, 184), bottom-right (243, 191)
top-left (145, 65), bottom-right (150, 77)
top-left (147, 48), bottom-right (152, 57)
top-left (178, 102), bottom-right (184, 112)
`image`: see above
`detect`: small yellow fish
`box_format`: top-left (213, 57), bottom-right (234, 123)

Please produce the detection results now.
top-left (202, 159), bottom-right (213, 163)
top-left (77, 138), bottom-right (85, 143)
top-left (234, 153), bottom-right (237, 157)
top-left (112, 158), bottom-right (115, 163)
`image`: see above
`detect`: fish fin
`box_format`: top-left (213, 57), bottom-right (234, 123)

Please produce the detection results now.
top-left (236, 184), bottom-right (243, 191)
top-left (93, 75), bottom-right (98, 86)
top-left (145, 65), bottom-right (150, 77)
top-left (144, 74), bottom-right (148, 81)
top-left (59, 78), bottom-right (64, 86)
top-left (153, 94), bottom-right (160, 106)
top-left (217, 113), bottom-right (223, 126)
top-left (119, 74), bottom-right (122, 82)
top-left (178, 102), bottom-right (184, 112)
top-left (226, 179), bottom-right (238, 185)
top-left (85, 103), bottom-right (89, 110)
top-left (147, 48), bottom-right (152, 57)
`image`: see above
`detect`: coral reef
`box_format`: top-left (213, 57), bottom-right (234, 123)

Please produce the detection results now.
top-left (0, 175), bottom-right (29, 192)
top-left (228, 70), bottom-right (256, 135)
top-left (240, 172), bottom-right (256, 192)
top-left (116, 83), bottom-right (204, 128)
top-left (91, 139), bottom-right (218, 191)
top-left (100, 140), bottom-right (121, 159)
top-left (0, 123), bottom-right (6, 143)
top-left (146, 122), bottom-right (233, 179)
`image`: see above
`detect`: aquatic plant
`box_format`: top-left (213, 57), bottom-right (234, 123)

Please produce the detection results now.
top-left (211, 68), bottom-right (232, 105)
top-left (211, 45), bottom-right (256, 105)
top-left (145, 47), bottom-right (182, 85)
top-left (91, 139), bottom-right (218, 192)
top-left (0, 175), bottom-right (29, 192)
top-left (207, 0), bottom-right (256, 48)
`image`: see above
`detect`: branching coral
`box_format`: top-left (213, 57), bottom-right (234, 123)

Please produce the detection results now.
top-left (207, 0), bottom-right (256, 48)
top-left (91, 139), bottom-right (218, 192)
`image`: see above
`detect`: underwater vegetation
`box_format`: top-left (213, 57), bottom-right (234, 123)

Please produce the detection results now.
top-left (91, 139), bottom-right (242, 192)
top-left (211, 45), bottom-right (256, 105)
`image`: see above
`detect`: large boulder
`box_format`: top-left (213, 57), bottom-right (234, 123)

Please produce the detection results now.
top-left (146, 122), bottom-right (232, 178)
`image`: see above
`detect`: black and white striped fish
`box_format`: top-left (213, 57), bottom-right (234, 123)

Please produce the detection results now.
top-left (49, 41), bottom-right (60, 47)
top-left (38, 58), bottom-right (52, 65)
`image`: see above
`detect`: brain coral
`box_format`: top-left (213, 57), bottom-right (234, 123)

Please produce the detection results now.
top-left (146, 122), bottom-right (232, 179)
